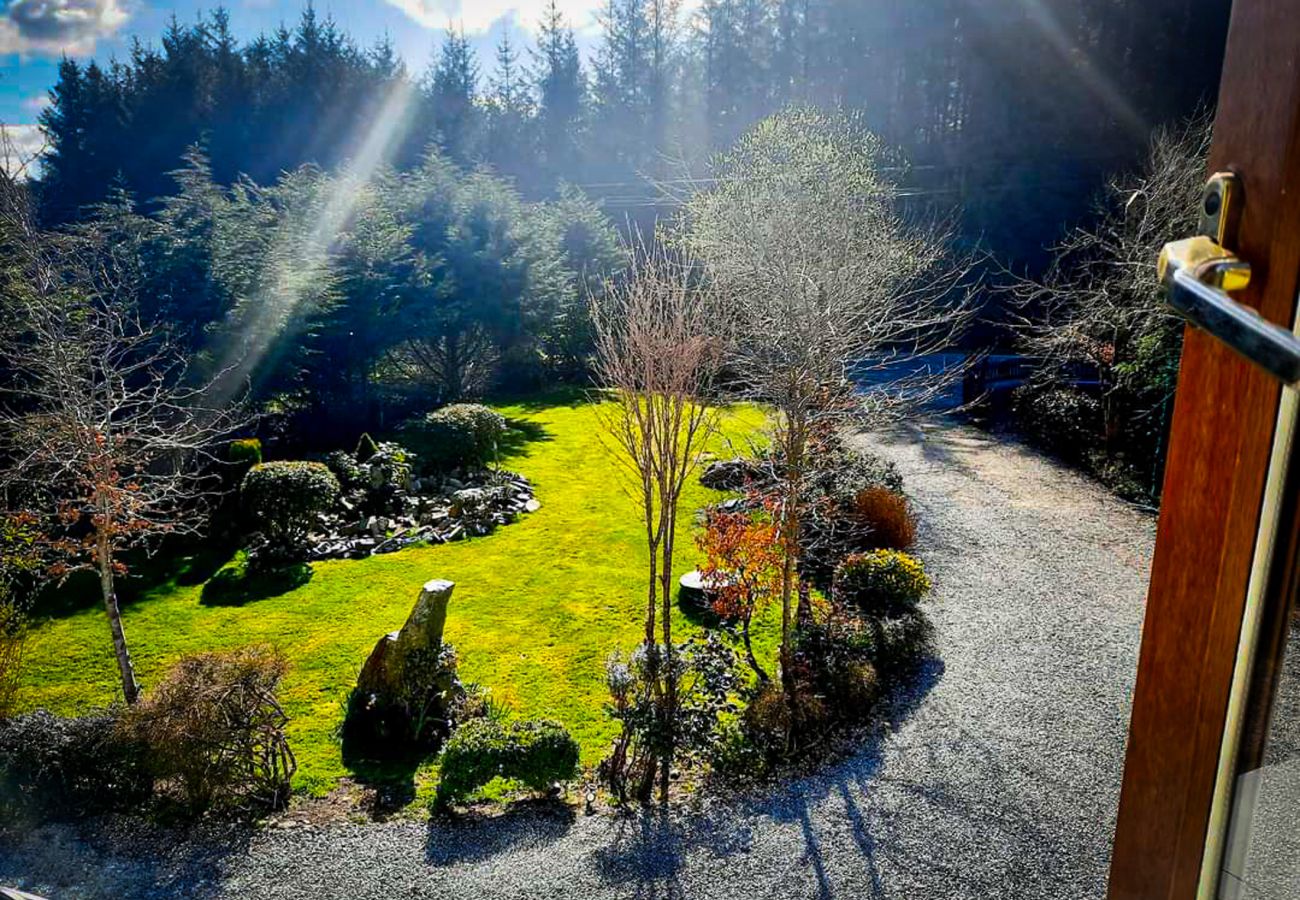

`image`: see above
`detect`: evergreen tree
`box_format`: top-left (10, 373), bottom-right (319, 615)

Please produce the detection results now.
top-left (485, 33), bottom-right (536, 187)
top-left (532, 1), bottom-right (587, 183)
top-left (591, 0), bottom-right (650, 174)
top-left (429, 27), bottom-right (481, 165)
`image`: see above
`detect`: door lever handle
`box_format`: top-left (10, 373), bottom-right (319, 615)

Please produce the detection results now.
top-left (1158, 173), bottom-right (1300, 385)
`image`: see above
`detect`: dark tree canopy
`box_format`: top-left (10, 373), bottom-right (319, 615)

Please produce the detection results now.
top-left (30, 1), bottom-right (1230, 268)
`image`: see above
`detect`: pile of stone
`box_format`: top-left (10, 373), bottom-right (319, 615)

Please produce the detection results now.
top-left (306, 468), bottom-right (539, 561)
top-left (699, 457), bottom-right (769, 492)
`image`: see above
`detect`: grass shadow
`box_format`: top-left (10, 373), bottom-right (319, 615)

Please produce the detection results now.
top-left (493, 384), bottom-right (595, 413)
top-left (199, 562), bottom-right (313, 607)
top-left (497, 417), bottom-right (555, 461)
top-left (30, 542), bottom-right (238, 620)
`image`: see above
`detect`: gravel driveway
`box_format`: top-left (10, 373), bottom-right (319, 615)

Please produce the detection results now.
top-left (0, 422), bottom-right (1156, 900)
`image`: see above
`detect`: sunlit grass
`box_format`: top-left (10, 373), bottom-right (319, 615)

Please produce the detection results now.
top-left (18, 393), bottom-right (776, 801)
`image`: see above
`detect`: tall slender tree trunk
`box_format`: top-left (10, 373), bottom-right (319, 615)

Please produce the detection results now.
top-left (659, 522), bottom-right (676, 805)
top-left (97, 534), bottom-right (140, 705)
top-left (742, 612), bottom-right (768, 682)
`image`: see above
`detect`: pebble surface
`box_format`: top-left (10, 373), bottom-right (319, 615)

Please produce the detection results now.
top-left (0, 422), bottom-right (1156, 899)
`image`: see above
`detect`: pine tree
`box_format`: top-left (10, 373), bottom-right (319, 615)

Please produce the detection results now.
top-left (532, 0), bottom-right (587, 182)
top-left (591, 0), bottom-right (650, 173)
top-left (429, 27), bottom-right (481, 165)
top-left (485, 32), bottom-right (536, 184)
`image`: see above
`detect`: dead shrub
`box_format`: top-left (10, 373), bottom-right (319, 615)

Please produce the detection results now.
top-left (126, 645), bottom-right (295, 815)
top-left (850, 486), bottom-right (917, 551)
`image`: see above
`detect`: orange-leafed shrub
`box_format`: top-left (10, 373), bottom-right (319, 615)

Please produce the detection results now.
top-left (850, 486), bottom-right (916, 551)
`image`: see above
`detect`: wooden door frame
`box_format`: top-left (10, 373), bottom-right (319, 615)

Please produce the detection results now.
top-left (1107, 2), bottom-right (1300, 898)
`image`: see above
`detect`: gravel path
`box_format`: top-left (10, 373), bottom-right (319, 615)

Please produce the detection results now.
top-left (0, 422), bottom-right (1155, 900)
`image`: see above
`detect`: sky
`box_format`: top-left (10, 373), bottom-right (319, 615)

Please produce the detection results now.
top-left (0, 0), bottom-right (690, 165)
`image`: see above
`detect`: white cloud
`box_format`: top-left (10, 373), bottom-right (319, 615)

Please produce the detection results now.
top-left (1, 124), bottom-right (47, 179)
top-left (384, 0), bottom-right (698, 36)
top-left (21, 92), bottom-right (51, 114)
top-left (0, 0), bottom-right (131, 57)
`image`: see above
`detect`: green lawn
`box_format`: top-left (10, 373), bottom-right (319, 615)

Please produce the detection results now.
top-left (18, 394), bottom-right (776, 798)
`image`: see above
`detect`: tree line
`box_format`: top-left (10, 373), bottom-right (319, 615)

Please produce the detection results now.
top-left (35, 0), bottom-right (1229, 265)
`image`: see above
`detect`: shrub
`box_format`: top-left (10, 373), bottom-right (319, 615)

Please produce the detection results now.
top-left (833, 550), bottom-right (931, 615)
top-left (406, 404), bottom-right (508, 471)
top-left (341, 642), bottom-right (464, 759)
top-left (793, 614), bottom-right (882, 716)
top-left (125, 646), bottom-right (295, 814)
top-left (1013, 385), bottom-right (1103, 460)
top-left (600, 635), bottom-right (738, 803)
top-left (323, 449), bottom-right (363, 490)
top-left (849, 486), bottom-right (917, 551)
top-left (738, 680), bottom-right (830, 762)
top-left (0, 708), bottom-right (152, 819)
top-left (872, 609), bottom-right (934, 675)
top-left (228, 438), bottom-right (263, 468)
top-left (436, 717), bottom-right (579, 805)
top-left (241, 461), bottom-right (340, 563)
top-left (797, 439), bottom-right (906, 587)
top-left (355, 432), bottom-right (381, 462)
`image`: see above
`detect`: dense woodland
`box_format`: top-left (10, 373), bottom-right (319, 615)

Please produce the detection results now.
top-left (37, 0), bottom-right (1229, 264)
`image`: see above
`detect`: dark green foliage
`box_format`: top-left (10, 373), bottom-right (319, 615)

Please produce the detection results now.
top-left (833, 550), bottom-right (932, 616)
top-left (793, 614), bottom-right (881, 714)
top-left (241, 462), bottom-right (341, 562)
top-left (406, 404), bottom-right (508, 471)
top-left (0, 708), bottom-right (153, 820)
top-left (355, 433), bottom-right (380, 463)
top-left (871, 609), bottom-right (935, 675)
top-left (228, 438), bottom-right (263, 468)
top-left (601, 635), bottom-right (738, 803)
top-left (1012, 385), bottom-right (1104, 461)
top-left (436, 717), bottom-right (579, 805)
top-left (324, 449), bottom-right (364, 489)
top-left (341, 643), bottom-right (464, 760)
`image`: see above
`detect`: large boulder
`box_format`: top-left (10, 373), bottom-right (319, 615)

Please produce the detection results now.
top-left (356, 579), bottom-right (453, 698)
top-left (344, 580), bottom-right (462, 758)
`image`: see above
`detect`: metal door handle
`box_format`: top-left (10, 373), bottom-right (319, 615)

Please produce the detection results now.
top-left (1159, 173), bottom-right (1300, 384)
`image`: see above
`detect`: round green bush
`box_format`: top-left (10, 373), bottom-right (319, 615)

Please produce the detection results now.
top-left (228, 438), bottom-right (263, 468)
top-left (406, 404), bottom-right (508, 471)
top-left (436, 717), bottom-right (579, 805)
top-left (241, 461), bottom-right (340, 556)
top-left (833, 550), bottom-right (931, 615)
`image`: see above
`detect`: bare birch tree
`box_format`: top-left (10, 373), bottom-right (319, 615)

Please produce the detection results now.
top-left (591, 239), bottom-right (723, 803)
top-left (0, 172), bottom-right (246, 705)
top-left (682, 107), bottom-right (976, 699)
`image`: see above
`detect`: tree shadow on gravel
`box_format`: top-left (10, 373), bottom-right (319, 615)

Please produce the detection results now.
top-left (0, 817), bottom-right (253, 900)
top-left (424, 800), bottom-right (576, 867)
top-left (866, 419), bottom-right (986, 481)
top-left (746, 647), bottom-right (1113, 900)
top-left (589, 804), bottom-right (755, 900)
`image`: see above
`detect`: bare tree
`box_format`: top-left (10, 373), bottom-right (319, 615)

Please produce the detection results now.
top-left (1009, 112), bottom-right (1212, 495)
top-left (682, 107), bottom-right (976, 699)
top-left (0, 174), bottom-right (246, 705)
top-left (590, 238), bottom-right (723, 802)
